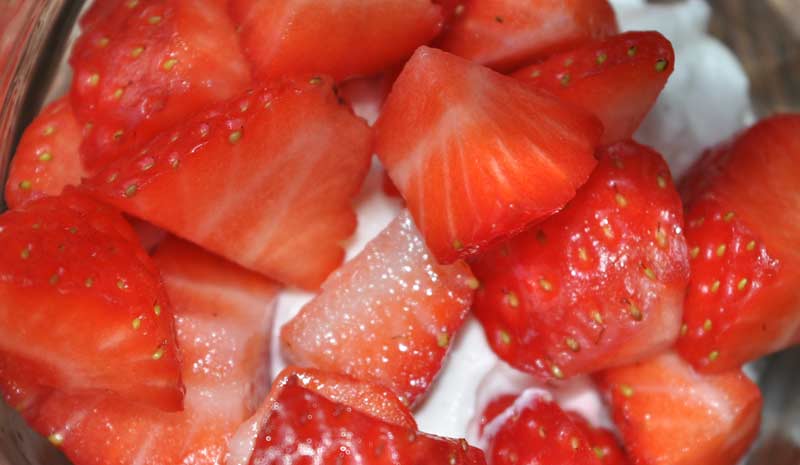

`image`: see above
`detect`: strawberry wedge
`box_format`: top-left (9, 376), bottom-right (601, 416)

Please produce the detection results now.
top-left (375, 47), bottom-right (602, 264)
top-left (84, 76), bottom-right (372, 290)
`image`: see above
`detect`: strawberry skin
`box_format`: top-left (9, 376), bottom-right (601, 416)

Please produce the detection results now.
top-left (0, 191), bottom-right (182, 411)
top-left (595, 352), bottom-right (762, 465)
top-left (375, 46), bottom-right (602, 264)
top-left (472, 141), bottom-right (689, 381)
top-left (5, 97), bottom-right (86, 209)
top-left (247, 377), bottom-right (486, 465)
top-left (281, 211), bottom-right (475, 406)
top-left (83, 76), bottom-right (372, 290)
top-left (229, 0), bottom-right (443, 81)
top-left (677, 114), bottom-right (800, 371)
top-left (70, 0), bottom-right (251, 172)
top-left (513, 31), bottom-right (675, 145)
top-left (436, 0), bottom-right (618, 71)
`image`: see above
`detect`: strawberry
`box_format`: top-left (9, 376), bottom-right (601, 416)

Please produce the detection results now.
top-left (471, 141), bottom-right (689, 381)
top-left (4, 97), bottom-right (87, 209)
top-left (70, 0), bottom-right (251, 172)
top-left (595, 352), bottom-right (762, 465)
top-left (20, 235), bottom-right (280, 465)
top-left (435, 0), bottom-right (618, 71)
top-left (0, 191), bottom-right (182, 411)
top-left (375, 46), bottom-right (602, 264)
top-left (567, 413), bottom-right (630, 465)
top-left (513, 31), bottom-right (675, 144)
top-left (677, 114), bottom-right (800, 371)
top-left (83, 76), bottom-right (372, 290)
top-left (281, 211), bottom-right (475, 406)
top-left (229, 0), bottom-right (443, 82)
top-left (246, 377), bottom-right (486, 465)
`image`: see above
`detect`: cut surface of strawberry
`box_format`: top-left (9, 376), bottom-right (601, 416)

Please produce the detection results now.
top-left (375, 46), bottom-right (602, 264)
top-left (513, 31), bottom-right (674, 144)
top-left (677, 114), bottom-right (800, 371)
top-left (229, 0), bottom-right (443, 81)
top-left (0, 192), bottom-right (182, 412)
top-left (70, 0), bottom-right (251, 172)
top-left (472, 141), bottom-right (689, 381)
top-left (5, 97), bottom-right (86, 209)
top-left (20, 235), bottom-right (280, 465)
top-left (281, 211), bottom-right (475, 406)
top-left (595, 352), bottom-right (762, 465)
top-left (436, 0), bottom-right (618, 71)
top-left (83, 76), bottom-right (373, 290)
top-left (247, 377), bottom-right (486, 465)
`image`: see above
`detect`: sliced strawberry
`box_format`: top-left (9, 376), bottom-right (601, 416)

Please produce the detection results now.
top-left (83, 76), bottom-right (372, 290)
top-left (513, 31), bottom-right (675, 144)
top-left (229, 0), bottom-right (443, 82)
top-left (471, 141), bottom-right (689, 381)
top-left (375, 46), bottom-right (601, 264)
top-left (20, 236), bottom-right (280, 465)
top-left (0, 192), bottom-right (182, 411)
top-left (595, 352), bottom-right (762, 465)
top-left (4, 97), bottom-right (86, 209)
top-left (567, 413), bottom-right (629, 465)
top-left (436, 0), bottom-right (618, 71)
top-left (70, 0), bottom-right (251, 172)
top-left (247, 377), bottom-right (486, 465)
top-left (677, 114), bottom-right (800, 371)
top-left (281, 211), bottom-right (475, 406)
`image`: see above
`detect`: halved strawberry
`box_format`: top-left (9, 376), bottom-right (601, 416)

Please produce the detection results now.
top-left (513, 31), bottom-right (675, 144)
top-left (4, 97), bottom-right (86, 209)
top-left (83, 76), bottom-right (372, 290)
top-left (677, 114), bottom-right (800, 371)
top-left (471, 141), bottom-right (689, 381)
top-left (0, 191), bottom-right (182, 411)
top-left (595, 352), bottom-right (762, 465)
top-left (20, 235), bottom-right (280, 465)
top-left (246, 377), bottom-right (486, 465)
top-left (375, 46), bottom-right (601, 264)
top-left (229, 0), bottom-right (443, 82)
top-left (281, 211), bottom-right (475, 406)
top-left (70, 0), bottom-right (251, 172)
top-left (436, 0), bottom-right (618, 71)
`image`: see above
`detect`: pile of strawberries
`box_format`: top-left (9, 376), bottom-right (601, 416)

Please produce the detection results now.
top-left (1, 1), bottom-right (798, 465)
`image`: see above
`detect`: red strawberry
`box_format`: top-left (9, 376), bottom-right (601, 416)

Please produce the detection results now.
top-left (375, 46), bottom-right (602, 264)
top-left (471, 141), bottom-right (689, 381)
top-left (677, 114), bottom-right (800, 371)
top-left (246, 377), bottom-right (486, 465)
top-left (595, 352), bottom-right (762, 465)
top-left (567, 413), bottom-right (630, 465)
top-left (20, 236), bottom-right (280, 465)
top-left (436, 0), bottom-right (618, 71)
top-left (513, 31), bottom-right (675, 144)
top-left (83, 76), bottom-right (372, 290)
top-left (281, 211), bottom-right (475, 406)
top-left (4, 97), bottom-right (87, 209)
top-left (0, 191), bottom-right (182, 411)
top-left (70, 0), bottom-right (251, 172)
top-left (229, 0), bottom-right (443, 82)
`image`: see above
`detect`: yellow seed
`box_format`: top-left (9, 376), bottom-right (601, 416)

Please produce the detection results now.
top-left (602, 225), bottom-right (614, 239)
top-left (113, 129), bottom-right (124, 140)
top-left (690, 246), bottom-right (700, 259)
top-left (657, 175), bottom-right (667, 189)
top-left (655, 58), bottom-right (668, 72)
top-left (680, 323), bottom-right (688, 336)
top-left (560, 73), bottom-right (571, 86)
top-left (655, 227), bottom-right (667, 248)
top-left (746, 240), bottom-right (756, 251)
top-left (453, 239), bottom-right (463, 251)
top-left (239, 101), bottom-right (249, 112)
top-left (506, 292), bottom-right (519, 307)
top-left (615, 192), bottom-right (628, 207)
top-left (132, 317), bottom-right (142, 330)
top-left (529, 69), bottom-right (541, 78)
top-left (308, 76), bottom-right (323, 85)
top-left (124, 184), bottom-right (138, 198)
top-left (49, 274), bottom-right (59, 285)
top-left (19, 180), bottom-right (32, 190)
top-left (564, 57), bottom-right (574, 67)
top-left (565, 337), bottom-right (580, 352)
top-left (116, 279), bottom-right (127, 290)
top-left (551, 364), bottom-right (564, 379)
top-left (539, 278), bottom-right (553, 292)
top-left (437, 332), bottom-right (449, 348)
top-left (42, 125), bottom-right (55, 136)
top-left (629, 302), bottom-right (643, 321)
top-left (148, 15), bottom-right (162, 24)
top-left (723, 211), bottom-right (735, 222)
top-left (162, 58), bottom-right (178, 70)
top-left (170, 158), bottom-right (180, 169)
top-left (20, 247), bottom-right (30, 260)
top-left (708, 350), bottom-right (720, 361)
top-left (48, 433), bottom-right (64, 446)
top-left (113, 88), bottom-right (124, 100)
top-left (619, 384), bottom-right (634, 397)
top-left (643, 266), bottom-right (656, 280)
top-left (141, 160), bottom-right (154, 171)
top-left (591, 310), bottom-right (604, 325)
top-left (38, 151), bottom-right (52, 162)
top-left (228, 130), bottom-right (243, 144)
top-left (691, 217), bottom-right (705, 228)
top-left (153, 304), bottom-right (162, 316)
top-left (84, 277), bottom-right (94, 288)
top-left (126, 0), bottom-right (139, 7)
top-left (88, 73), bottom-right (99, 86)
top-left (538, 426), bottom-right (546, 438)
top-left (97, 37), bottom-right (109, 47)
top-left (596, 52), bottom-right (607, 64)
top-left (570, 437), bottom-right (580, 450)
top-left (454, 4), bottom-right (465, 16)
top-left (578, 247), bottom-right (588, 261)
top-left (593, 446), bottom-right (606, 459)
top-left (467, 277), bottom-right (480, 290)
top-left (737, 278), bottom-right (748, 291)
top-left (716, 244), bottom-right (727, 257)
top-left (499, 330), bottom-right (511, 345)
top-left (628, 46), bottom-right (638, 56)
top-left (131, 46), bottom-right (144, 58)
top-left (711, 280), bottom-right (720, 293)
top-left (152, 346), bottom-right (165, 360)
top-left (703, 319), bottom-right (713, 332)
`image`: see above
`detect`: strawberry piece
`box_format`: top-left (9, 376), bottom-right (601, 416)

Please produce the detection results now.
top-left (84, 77), bottom-right (372, 289)
top-left (375, 47), bottom-right (601, 264)
top-left (471, 141), bottom-right (689, 381)
top-left (513, 31), bottom-right (675, 144)
top-left (677, 114), bottom-right (800, 371)
top-left (21, 236), bottom-right (280, 465)
top-left (4, 97), bottom-right (86, 209)
top-left (567, 413), bottom-right (629, 465)
top-left (0, 192), bottom-right (182, 411)
top-left (70, 0), bottom-right (251, 172)
top-left (247, 377), bottom-right (486, 465)
top-left (595, 352), bottom-right (762, 465)
top-left (436, 0), bottom-right (618, 71)
top-left (281, 211), bottom-right (475, 406)
top-left (229, 0), bottom-right (443, 82)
